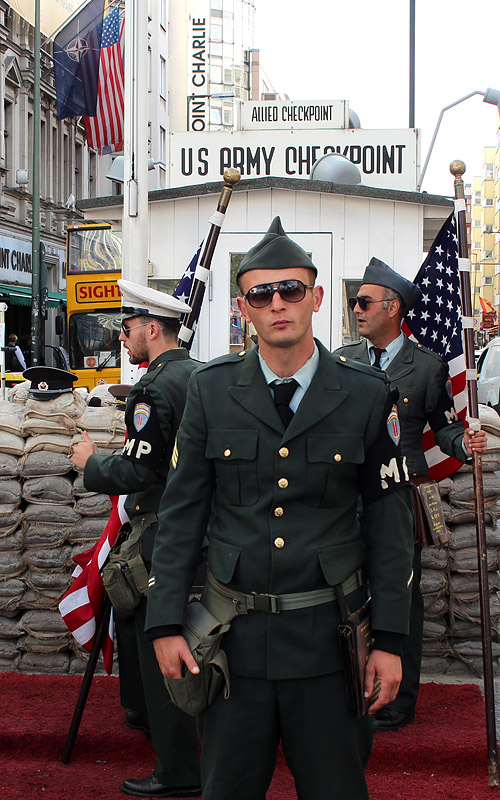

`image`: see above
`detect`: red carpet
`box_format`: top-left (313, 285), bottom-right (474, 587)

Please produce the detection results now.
top-left (0, 674), bottom-right (496, 799)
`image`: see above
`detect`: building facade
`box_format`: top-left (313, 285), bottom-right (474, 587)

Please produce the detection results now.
top-left (470, 145), bottom-right (500, 344)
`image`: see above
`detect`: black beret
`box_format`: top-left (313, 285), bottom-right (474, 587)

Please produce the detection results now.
top-left (362, 257), bottom-right (422, 312)
top-left (236, 216), bottom-right (317, 280)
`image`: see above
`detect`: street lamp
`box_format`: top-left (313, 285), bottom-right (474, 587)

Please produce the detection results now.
top-left (418, 88), bottom-right (500, 192)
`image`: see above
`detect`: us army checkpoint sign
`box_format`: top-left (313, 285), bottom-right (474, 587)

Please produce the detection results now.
top-left (169, 128), bottom-right (418, 191)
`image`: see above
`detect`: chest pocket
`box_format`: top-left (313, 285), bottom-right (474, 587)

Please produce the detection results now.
top-left (395, 384), bottom-right (425, 424)
top-left (206, 429), bottom-right (259, 506)
top-left (305, 433), bottom-right (364, 507)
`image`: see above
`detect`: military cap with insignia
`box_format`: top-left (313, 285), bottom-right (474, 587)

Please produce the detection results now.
top-left (236, 216), bottom-right (317, 280)
top-left (118, 279), bottom-right (191, 320)
top-left (362, 256), bottom-right (422, 313)
top-left (23, 366), bottom-right (78, 400)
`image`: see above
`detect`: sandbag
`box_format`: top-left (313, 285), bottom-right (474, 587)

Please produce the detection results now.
top-left (21, 451), bottom-right (73, 477)
top-left (22, 476), bottom-right (73, 505)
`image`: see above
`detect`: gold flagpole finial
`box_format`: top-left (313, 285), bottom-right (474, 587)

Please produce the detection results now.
top-left (450, 160), bottom-right (466, 178)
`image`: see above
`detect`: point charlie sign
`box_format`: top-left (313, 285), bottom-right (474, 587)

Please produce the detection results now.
top-left (169, 128), bottom-right (419, 191)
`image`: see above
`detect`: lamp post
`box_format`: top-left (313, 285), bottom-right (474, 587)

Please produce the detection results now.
top-left (418, 89), bottom-right (500, 192)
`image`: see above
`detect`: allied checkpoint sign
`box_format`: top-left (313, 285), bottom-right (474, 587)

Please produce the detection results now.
top-left (169, 127), bottom-right (419, 191)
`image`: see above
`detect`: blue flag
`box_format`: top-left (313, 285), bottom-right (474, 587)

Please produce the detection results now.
top-left (54, 0), bottom-right (105, 120)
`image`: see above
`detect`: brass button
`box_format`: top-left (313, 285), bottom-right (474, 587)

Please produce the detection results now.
top-left (157, 363), bottom-right (162, 368)
top-left (239, 351), bottom-right (245, 356)
top-left (340, 356), bottom-right (347, 362)
top-left (135, 505), bottom-right (140, 511)
top-left (278, 478), bottom-right (288, 489)
top-left (274, 537), bottom-right (285, 549)
top-left (279, 447), bottom-right (289, 458)
top-left (334, 454), bottom-right (341, 462)
top-left (274, 507), bottom-right (284, 517)
top-left (403, 397), bottom-right (409, 403)
top-left (224, 449), bottom-right (231, 457)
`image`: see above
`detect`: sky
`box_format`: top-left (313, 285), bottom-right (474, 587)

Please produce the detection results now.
top-left (255, 0), bottom-right (500, 197)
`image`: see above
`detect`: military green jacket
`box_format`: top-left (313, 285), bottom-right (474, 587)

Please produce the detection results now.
top-left (84, 348), bottom-right (198, 529)
top-left (146, 341), bottom-right (414, 680)
top-left (336, 336), bottom-right (468, 478)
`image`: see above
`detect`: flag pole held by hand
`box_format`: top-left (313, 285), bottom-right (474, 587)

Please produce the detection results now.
top-left (178, 168), bottom-right (241, 350)
top-left (451, 159), bottom-right (499, 787)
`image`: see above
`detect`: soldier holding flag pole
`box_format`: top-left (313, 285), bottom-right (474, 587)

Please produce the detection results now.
top-left (450, 159), bottom-right (499, 786)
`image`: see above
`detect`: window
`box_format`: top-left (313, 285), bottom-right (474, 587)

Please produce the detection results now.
top-left (211, 22), bottom-right (222, 41)
top-left (484, 276), bottom-right (494, 285)
top-left (160, 126), bottom-right (166, 162)
top-left (485, 198), bottom-right (494, 206)
top-left (210, 64), bottom-right (222, 83)
top-left (342, 279), bottom-right (363, 344)
top-left (160, 56), bottom-right (166, 97)
top-left (223, 106), bottom-right (233, 126)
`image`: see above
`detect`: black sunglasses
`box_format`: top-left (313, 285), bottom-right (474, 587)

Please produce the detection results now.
top-left (244, 279), bottom-right (314, 308)
top-left (348, 296), bottom-right (392, 312)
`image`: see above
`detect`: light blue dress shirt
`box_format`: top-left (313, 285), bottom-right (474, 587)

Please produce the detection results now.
top-left (258, 344), bottom-right (320, 413)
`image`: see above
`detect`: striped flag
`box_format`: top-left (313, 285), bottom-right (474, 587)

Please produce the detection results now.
top-left (83, 6), bottom-right (124, 154)
top-left (402, 213), bottom-right (467, 481)
top-left (59, 495), bottom-right (126, 673)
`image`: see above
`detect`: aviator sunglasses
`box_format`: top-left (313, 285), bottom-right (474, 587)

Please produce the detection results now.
top-left (244, 279), bottom-right (314, 308)
top-left (120, 320), bottom-right (151, 337)
top-left (348, 296), bottom-right (392, 312)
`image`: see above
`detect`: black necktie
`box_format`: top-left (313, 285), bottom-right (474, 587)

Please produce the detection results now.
top-left (371, 347), bottom-right (386, 369)
top-left (272, 379), bottom-right (298, 427)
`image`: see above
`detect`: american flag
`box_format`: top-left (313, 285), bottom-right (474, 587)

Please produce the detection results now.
top-left (402, 212), bottom-right (467, 481)
top-left (59, 495), bottom-right (125, 673)
top-left (83, 7), bottom-right (124, 154)
top-left (173, 244), bottom-right (202, 350)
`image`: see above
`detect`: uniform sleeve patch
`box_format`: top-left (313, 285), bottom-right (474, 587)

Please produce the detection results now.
top-left (445, 377), bottom-right (453, 400)
top-left (133, 402), bottom-right (152, 432)
top-left (386, 404), bottom-right (401, 446)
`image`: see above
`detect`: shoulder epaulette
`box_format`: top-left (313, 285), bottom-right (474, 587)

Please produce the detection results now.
top-left (195, 350), bottom-right (246, 373)
top-left (410, 340), bottom-right (445, 363)
top-left (332, 352), bottom-right (387, 380)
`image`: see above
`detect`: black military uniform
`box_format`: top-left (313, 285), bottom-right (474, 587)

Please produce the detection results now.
top-left (337, 257), bottom-right (470, 730)
top-left (146, 220), bottom-right (414, 800)
top-left (82, 282), bottom-right (201, 796)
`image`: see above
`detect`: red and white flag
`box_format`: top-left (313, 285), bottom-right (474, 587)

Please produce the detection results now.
top-left (59, 495), bottom-right (125, 674)
top-left (83, 6), bottom-right (124, 154)
top-left (402, 213), bottom-right (467, 481)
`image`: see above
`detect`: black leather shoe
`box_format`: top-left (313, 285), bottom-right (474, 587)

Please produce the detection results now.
top-left (124, 710), bottom-right (150, 736)
top-left (121, 775), bottom-right (201, 798)
top-left (373, 707), bottom-right (414, 732)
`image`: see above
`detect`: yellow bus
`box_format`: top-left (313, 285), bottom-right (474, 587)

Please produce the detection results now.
top-left (65, 223), bottom-right (122, 390)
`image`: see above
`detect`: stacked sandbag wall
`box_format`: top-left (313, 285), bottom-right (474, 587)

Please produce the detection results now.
top-left (0, 384), bottom-right (125, 674)
top-left (420, 406), bottom-right (500, 678)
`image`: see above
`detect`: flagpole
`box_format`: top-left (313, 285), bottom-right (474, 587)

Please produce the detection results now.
top-left (451, 159), bottom-right (499, 787)
top-left (178, 168), bottom-right (240, 350)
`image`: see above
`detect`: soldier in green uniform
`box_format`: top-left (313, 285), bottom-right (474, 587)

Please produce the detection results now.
top-left (337, 257), bottom-right (487, 731)
top-left (72, 279), bottom-right (201, 799)
top-left (145, 219), bottom-right (415, 800)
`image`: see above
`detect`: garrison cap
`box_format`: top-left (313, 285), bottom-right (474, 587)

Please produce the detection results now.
top-left (362, 257), bottom-right (422, 312)
top-left (23, 366), bottom-right (78, 400)
top-left (118, 279), bottom-right (191, 320)
top-left (236, 216), bottom-right (317, 280)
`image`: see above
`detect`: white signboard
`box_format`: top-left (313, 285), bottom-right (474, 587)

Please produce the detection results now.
top-left (241, 100), bottom-right (349, 130)
top-left (187, 2), bottom-right (209, 131)
top-left (169, 129), bottom-right (419, 191)
top-left (0, 234), bottom-right (33, 286)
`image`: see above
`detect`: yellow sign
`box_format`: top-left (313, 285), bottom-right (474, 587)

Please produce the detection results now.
top-left (75, 281), bottom-right (121, 303)
top-left (9, 0), bottom-right (90, 38)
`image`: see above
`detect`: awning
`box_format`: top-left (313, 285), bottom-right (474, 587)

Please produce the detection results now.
top-left (0, 284), bottom-right (66, 309)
